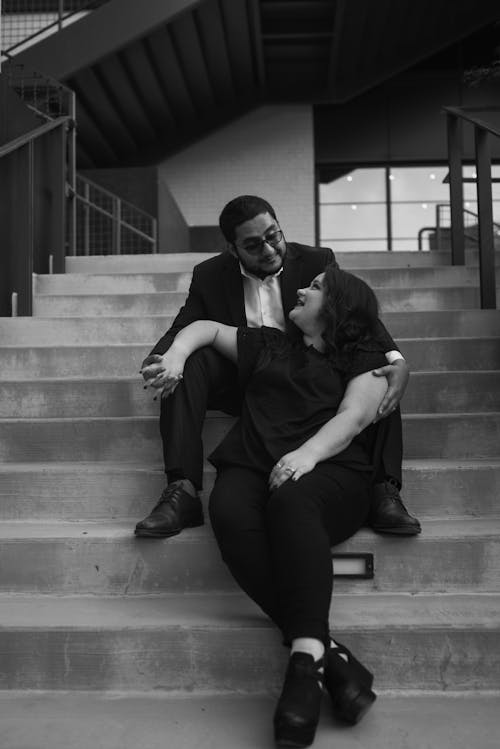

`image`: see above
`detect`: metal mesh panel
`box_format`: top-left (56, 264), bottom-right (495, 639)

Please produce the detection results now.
top-left (5, 63), bottom-right (74, 118)
top-left (74, 176), bottom-right (157, 255)
top-left (1, 1), bottom-right (108, 57)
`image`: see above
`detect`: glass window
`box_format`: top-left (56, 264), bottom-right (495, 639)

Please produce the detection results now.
top-left (319, 168), bottom-right (387, 252)
top-left (318, 163), bottom-right (500, 252)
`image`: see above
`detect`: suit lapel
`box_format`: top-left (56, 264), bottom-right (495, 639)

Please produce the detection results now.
top-left (223, 255), bottom-right (247, 326)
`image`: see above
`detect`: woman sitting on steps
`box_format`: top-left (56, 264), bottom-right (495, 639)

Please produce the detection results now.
top-left (143, 265), bottom-right (389, 748)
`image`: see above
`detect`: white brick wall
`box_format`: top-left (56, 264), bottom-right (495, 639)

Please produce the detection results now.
top-left (158, 105), bottom-right (315, 245)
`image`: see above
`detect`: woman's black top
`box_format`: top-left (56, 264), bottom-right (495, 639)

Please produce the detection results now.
top-left (209, 327), bottom-right (387, 475)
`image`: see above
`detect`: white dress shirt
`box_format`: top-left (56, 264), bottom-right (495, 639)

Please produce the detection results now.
top-left (240, 263), bottom-right (286, 332)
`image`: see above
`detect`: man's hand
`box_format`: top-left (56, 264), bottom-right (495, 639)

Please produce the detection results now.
top-left (140, 352), bottom-right (185, 399)
top-left (372, 359), bottom-right (410, 421)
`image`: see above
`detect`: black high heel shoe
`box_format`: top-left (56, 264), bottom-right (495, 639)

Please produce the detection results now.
top-left (273, 652), bottom-right (324, 748)
top-left (324, 642), bottom-right (376, 725)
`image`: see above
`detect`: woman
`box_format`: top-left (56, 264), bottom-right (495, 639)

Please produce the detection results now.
top-left (147, 266), bottom-right (388, 747)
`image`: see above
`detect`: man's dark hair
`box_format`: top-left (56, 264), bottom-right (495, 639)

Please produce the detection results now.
top-left (219, 195), bottom-right (277, 243)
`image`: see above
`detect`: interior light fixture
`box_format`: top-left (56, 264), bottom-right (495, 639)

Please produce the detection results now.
top-left (351, 205), bottom-right (357, 210)
top-left (429, 173), bottom-right (436, 180)
top-left (422, 203), bottom-right (428, 209)
top-left (346, 175), bottom-right (353, 182)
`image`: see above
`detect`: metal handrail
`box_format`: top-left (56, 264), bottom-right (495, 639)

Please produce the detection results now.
top-left (443, 105), bottom-right (498, 309)
top-left (76, 175), bottom-right (157, 223)
top-left (0, 115), bottom-right (72, 159)
top-left (73, 174), bottom-right (157, 255)
top-left (444, 106), bottom-right (500, 140)
top-left (435, 203), bottom-right (500, 246)
top-left (74, 192), bottom-right (157, 245)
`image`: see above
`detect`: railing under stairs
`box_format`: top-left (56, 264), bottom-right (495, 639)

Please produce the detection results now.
top-left (73, 174), bottom-right (158, 256)
top-left (0, 65), bottom-right (75, 316)
top-left (0, 63), bottom-right (158, 316)
top-left (444, 105), bottom-right (499, 309)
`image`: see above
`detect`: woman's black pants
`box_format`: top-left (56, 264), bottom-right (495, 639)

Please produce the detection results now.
top-left (209, 462), bottom-right (371, 648)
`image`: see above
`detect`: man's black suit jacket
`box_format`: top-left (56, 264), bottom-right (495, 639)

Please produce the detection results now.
top-left (149, 242), bottom-right (397, 356)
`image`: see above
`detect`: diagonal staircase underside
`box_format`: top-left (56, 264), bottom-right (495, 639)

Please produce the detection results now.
top-left (8, 0), bottom-right (500, 166)
top-left (0, 249), bottom-right (499, 747)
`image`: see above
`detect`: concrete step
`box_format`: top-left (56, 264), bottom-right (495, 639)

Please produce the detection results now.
top-left (2, 310), bottom-right (500, 344)
top-left (2, 337), bottom-right (499, 378)
top-left (401, 371), bottom-right (500, 413)
top-left (66, 252), bottom-right (218, 273)
top-left (35, 271), bottom-right (195, 295)
top-left (0, 691), bottom-right (497, 749)
top-left (32, 286), bottom-right (500, 317)
top-left (32, 292), bottom-right (187, 318)
top-left (401, 337), bottom-right (500, 372)
top-left (2, 371), bottom-right (498, 418)
top-left (0, 413), bottom-right (498, 462)
top-left (0, 460), bottom-right (498, 521)
top-left (0, 518), bottom-right (498, 594)
top-left (0, 592), bottom-right (498, 690)
top-left (64, 249), bottom-right (500, 273)
top-left (35, 265), bottom-right (498, 294)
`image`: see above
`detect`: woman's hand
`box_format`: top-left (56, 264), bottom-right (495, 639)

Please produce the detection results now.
top-left (140, 350), bottom-right (185, 399)
top-left (372, 359), bottom-right (410, 421)
top-left (269, 449), bottom-right (319, 491)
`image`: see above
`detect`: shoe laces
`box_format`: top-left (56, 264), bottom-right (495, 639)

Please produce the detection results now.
top-left (383, 480), bottom-right (407, 509)
top-left (153, 483), bottom-right (184, 511)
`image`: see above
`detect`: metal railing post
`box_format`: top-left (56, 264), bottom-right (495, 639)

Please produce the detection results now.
top-left (66, 92), bottom-right (77, 255)
top-left (151, 217), bottom-right (158, 253)
top-left (83, 180), bottom-right (90, 255)
top-left (58, 1), bottom-right (65, 31)
top-left (474, 126), bottom-right (497, 309)
top-left (446, 113), bottom-right (465, 265)
top-left (113, 196), bottom-right (122, 254)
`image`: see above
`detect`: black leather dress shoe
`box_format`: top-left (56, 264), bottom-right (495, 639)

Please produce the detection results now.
top-left (368, 480), bottom-right (421, 535)
top-left (324, 643), bottom-right (376, 725)
top-left (134, 482), bottom-right (203, 538)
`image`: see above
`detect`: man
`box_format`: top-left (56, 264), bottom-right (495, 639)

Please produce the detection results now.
top-left (136, 195), bottom-right (420, 538)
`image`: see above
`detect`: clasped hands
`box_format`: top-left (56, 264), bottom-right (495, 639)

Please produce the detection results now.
top-left (140, 351), bottom-right (185, 399)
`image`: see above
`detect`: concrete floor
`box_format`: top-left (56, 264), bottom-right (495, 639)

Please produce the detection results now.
top-left (0, 691), bottom-right (497, 749)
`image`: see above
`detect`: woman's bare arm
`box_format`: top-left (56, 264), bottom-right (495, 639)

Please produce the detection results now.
top-left (269, 371), bottom-right (388, 489)
top-left (141, 320), bottom-right (238, 396)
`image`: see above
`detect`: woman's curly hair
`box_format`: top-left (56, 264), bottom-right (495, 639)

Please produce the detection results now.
top-left (320, 265), bottom-right (381, 360)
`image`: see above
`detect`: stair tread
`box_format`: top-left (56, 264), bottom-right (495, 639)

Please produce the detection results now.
top-left (0, 691), bottom-right (497, 749)
top-left (2, 369), bottom-right (499, 383)
top-left (2, 410), bottom-right (499, 419)
top-left (1, 334), bottom-right (499, 348)
top-left (1, 458), bottom-right (499, 472)
top-left (0, 517), bottom-right (498, 539)
top-left (0, 591), bottom-right (499, 629)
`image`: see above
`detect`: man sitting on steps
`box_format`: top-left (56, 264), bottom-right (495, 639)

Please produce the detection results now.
top-left (136, 195), bottom-right (421, 538)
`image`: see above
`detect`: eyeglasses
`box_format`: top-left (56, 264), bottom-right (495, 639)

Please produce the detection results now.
top-left (234, 229), bottom-right (284, 255)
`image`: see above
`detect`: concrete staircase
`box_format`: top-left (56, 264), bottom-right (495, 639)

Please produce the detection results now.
top-left (1, 250), bottom-right (499, 749)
